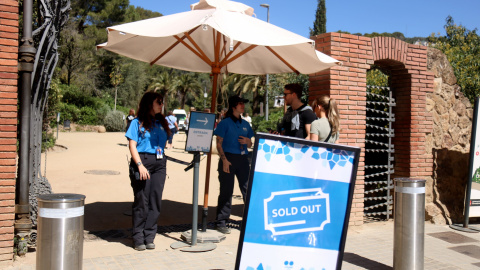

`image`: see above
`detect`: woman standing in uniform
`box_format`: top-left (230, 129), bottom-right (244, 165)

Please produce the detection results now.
top-left (125, 91), bottom-right (171, 251)
top-left (309, 95), bottom-right (340, 143)
top-left (214, 95), bottom-right (254, 234)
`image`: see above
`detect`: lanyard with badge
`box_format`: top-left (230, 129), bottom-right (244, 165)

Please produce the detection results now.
top-left (155, 122), bottom-right (164, 159)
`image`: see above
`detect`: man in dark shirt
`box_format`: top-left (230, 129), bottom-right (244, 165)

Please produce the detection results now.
top-left (273, 83), bottom-right (316, 139)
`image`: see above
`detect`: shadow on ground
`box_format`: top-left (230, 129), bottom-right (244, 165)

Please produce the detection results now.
top-left (343, 252), bottom-right (392, 269)
top-left (84, 200), bottom-right (244, 246)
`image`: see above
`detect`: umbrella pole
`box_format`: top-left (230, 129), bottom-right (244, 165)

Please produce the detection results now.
top-left (202, 70), bottom-right (219, 231)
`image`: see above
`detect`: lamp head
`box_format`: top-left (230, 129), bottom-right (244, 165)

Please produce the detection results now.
top-left (260, 3), bottom-right (270, 8)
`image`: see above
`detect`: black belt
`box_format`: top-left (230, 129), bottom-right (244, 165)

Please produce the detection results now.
top-left (139, 152), bottom-right (155, 156)
top-left (139, 153), bottom-right (190, 165)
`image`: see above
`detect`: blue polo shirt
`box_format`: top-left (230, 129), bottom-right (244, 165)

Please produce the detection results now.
top-left (166, 115), bottom-right (177, 129)
top-left (125, 118), bottom-right (168, 154)
top-left (214, 116), bottom-right (254, 155)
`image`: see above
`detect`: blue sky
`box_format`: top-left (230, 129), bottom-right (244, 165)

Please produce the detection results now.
top-left (129, 0), bottom-right (479, 38)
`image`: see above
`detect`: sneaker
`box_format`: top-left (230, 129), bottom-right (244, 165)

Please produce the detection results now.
top-left (215, 226), bottom-right (231, 234)
top-left (146, 243), bottom-right (155, 249)
top-left (134, 244), bottom-right (146, 251)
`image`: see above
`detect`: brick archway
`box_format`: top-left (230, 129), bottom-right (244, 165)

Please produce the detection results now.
top-left (309, 33), bottom-right (434, 225)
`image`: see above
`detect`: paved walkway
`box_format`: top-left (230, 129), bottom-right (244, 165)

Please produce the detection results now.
top-left (3, 132), bottom-right (480, 269)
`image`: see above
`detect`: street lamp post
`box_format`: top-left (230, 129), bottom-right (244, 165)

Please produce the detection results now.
top-left (260, 3), bottom-right (270, 121)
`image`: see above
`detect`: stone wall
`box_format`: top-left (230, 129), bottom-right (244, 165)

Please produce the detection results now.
top-left (425, 47), bottom-right (473, 224)
top-left (0, 0), bottom-right (19, 262)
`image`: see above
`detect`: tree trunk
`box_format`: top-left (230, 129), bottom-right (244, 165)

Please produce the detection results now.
top-left (180, 91), bottom-right (187, 110)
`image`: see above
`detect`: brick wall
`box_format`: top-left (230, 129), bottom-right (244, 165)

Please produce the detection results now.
top-left (0, 0), bottom-right (18, 262)
top-left (310, 32), bottom-right (372, 226)
top-left (310, 33), bottom-right (434, 226)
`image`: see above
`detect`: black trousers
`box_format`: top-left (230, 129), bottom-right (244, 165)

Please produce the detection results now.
top-left (216, 153), bottom-right (249, 227)
top-left (130, 153), bottom-right (167, 246)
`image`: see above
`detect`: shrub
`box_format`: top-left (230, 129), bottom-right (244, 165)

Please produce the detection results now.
top-left (252, 109), bottom-right (284, 133)
top-left (78, 106), bottom-right (98, 125)
top-left (96, 103), bottom-right (111, 124)
top-left (104, 110), bottom-right (126, 132)
top-left (59, 103), bottom-right (81, 123)
top-left (41, 132), bottom-right (56, 152)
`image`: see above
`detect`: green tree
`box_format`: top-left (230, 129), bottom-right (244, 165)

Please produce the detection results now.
top-left (110, 59), bottom-right (125, 111)
top-left (117, 59), bottom-right (148, 109)
top-left (309, 0), bottom-right (326, 36)
top-left (269, 73), bottom-right (310, 103)
top-left (148, 70), bottom-right (176, 112)
top-left (428, 16), bottom-right (480, 103)
top-left (222, 74), bottom-right (265, 115)
top-left (124, 5), bottom-right (162, 23)
top-left (70, 0), bottom-right (129, 32)
top-left (367, 66), bottom-right (389, 87)
top-left (173, 73), bottom-right (202, 109)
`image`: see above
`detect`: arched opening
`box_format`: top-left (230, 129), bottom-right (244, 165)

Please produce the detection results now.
top-left (364, 65), bottom-right (394, 220)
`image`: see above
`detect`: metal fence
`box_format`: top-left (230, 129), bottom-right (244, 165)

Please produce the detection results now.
top-left (364, 85), bottom-right (395, 219)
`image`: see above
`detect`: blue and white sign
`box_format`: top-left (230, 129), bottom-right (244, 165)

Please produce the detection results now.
top-left (236, 134), bottom-right (360, 270)
top-left (185, 112), bottom-right (216, 152)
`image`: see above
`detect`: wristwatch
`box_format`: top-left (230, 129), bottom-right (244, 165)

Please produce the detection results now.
top-left (137, 162), bottom-right (142, 167)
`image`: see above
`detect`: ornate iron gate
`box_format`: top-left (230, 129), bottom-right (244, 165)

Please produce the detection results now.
top-left (364, 85), bottom-right (395, 219)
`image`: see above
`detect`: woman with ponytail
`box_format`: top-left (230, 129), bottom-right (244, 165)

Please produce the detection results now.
top-left (125, 91), bottom-right (171, 251)
top-left (310, 95), bottom-right (340, 143)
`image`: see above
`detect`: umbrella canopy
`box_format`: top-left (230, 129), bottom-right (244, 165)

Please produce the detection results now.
top-left (97, 1), bottom-right (338, 75)
top-left (190, 0), bottom-right (254, 15)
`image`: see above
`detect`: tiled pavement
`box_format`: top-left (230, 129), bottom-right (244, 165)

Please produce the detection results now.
top-left (6, 220), bottom-right (480, 269)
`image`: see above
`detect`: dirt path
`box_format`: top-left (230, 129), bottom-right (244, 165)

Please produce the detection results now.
top-left (42, 131), bottom-right (244, 232)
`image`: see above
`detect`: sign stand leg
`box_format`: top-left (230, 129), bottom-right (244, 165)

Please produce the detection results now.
top-left (171, 152), bottom-right (223, 252)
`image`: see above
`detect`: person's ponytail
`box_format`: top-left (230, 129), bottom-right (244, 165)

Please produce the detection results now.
top-left (326, 98), bottom-right (340, 134)
top-left (312, 95), bottom-right (340, 134)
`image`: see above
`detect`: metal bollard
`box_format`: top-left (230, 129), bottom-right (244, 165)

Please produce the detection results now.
top-left (393, 178), bottom-right (425, 270)
top-left (36, 194), bottom-right (85, 270)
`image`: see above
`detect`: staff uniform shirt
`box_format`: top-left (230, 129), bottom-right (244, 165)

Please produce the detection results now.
top-left (214, 115), bottom-right (254, 155)
top-left (125, 118), bottom-right (168, 154)
top-left (166, 115), bottom-right (177, 129)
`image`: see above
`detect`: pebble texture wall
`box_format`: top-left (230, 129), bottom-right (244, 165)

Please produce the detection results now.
top-left (426, 47), bottom-right (473, 225)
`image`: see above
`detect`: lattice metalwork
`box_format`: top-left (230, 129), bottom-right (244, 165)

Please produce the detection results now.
top-left (28, 0), bottom-right (71, 227)
top-left (364, 85), bottom-right (395, 219)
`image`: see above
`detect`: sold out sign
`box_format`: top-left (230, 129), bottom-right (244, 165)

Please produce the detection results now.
top-left (264, 188), bottom-right (331, 236)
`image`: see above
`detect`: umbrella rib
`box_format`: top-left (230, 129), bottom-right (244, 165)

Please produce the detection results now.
top-left (266, 46), bottom-right (300, 74)
top-left (174, 35), bottom-right (213, 66)
top-left (214, 30), bottom-right (221, 66)
top-left (184, 32), bottom-right (212, 66)
top-left (220, 35), bottom-right (229, 74)
top-left (220, 44), bottom-right (257, 68)
top-left (219, 41), bottom-right (242, 66)
top-left (149, 26), bottom-right (200, 66)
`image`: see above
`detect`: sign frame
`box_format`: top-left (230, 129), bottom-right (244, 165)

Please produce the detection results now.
top-left (184, 111), bottom-right (216, 153)
top-left (235, 133), bottom-right (360, 270)
top-left (465, 97), bottom-right (480, 219)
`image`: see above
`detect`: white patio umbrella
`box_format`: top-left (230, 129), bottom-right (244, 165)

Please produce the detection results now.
top-left (97, 0), bottom-right (339, 232)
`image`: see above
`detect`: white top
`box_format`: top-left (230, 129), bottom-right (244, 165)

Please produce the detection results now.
top-left (310, 118), bottom-right (339, 143)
